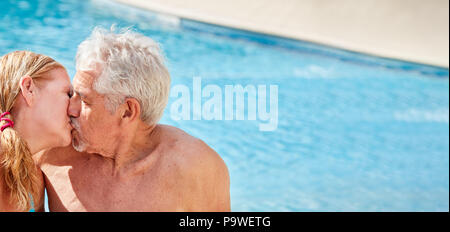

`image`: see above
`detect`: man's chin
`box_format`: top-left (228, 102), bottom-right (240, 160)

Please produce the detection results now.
top-left (71, 130), bottom-right (86, 152)
top-left (72, 140), bottom-right (86, 152)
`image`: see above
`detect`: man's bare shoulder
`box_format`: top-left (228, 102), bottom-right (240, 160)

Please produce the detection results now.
top-left (158, 124), bottom-right (227, 173)
top-left (157, 124), bottom-right (230, 211)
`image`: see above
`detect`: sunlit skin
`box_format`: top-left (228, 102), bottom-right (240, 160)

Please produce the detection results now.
top-left (69, 70), bottom-right (124, 157)
top-left (36, 70), bottom-right (231, 211)
top-left (0, 67), bottom-right (73, 211)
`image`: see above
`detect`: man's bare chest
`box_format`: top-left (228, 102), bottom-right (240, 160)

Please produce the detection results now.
top-left (42, 161), bottom-right (182, 211)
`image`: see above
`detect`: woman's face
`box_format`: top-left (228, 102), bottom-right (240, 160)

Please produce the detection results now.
top-left (32, 67), bottom-right (73, 148)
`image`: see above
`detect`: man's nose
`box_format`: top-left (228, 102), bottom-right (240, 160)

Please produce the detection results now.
top-left (68, 94), bottom-right (81, 118)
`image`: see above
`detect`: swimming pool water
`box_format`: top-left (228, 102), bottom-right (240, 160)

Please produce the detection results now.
top-left (1, 0), bottom-right (448, 211)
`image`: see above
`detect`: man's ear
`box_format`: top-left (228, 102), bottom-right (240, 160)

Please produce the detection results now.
top-left (121, 98), bottom-right (141, 123)
top-left (19, 75), bottom-right (37, 106)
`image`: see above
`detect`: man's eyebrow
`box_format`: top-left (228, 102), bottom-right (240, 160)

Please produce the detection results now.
top-left (75, 90), bottom-right (84, 98)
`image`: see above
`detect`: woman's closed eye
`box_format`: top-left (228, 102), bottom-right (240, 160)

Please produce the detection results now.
top-left (67, 88), bottom-right (73, 98)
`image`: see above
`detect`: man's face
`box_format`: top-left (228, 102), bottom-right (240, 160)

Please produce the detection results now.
top-left (69, 70), bottom-right (121, 155)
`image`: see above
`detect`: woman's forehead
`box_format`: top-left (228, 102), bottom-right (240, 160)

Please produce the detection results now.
top-left (42, 67), bottom-right (71, 88)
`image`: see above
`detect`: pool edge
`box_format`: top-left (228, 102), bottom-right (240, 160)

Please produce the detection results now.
top-left (110, 0), bottom-right (449, 69)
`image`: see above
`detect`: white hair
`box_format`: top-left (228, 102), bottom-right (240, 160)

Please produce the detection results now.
top-left (76, 26), bottom-right (171, 125)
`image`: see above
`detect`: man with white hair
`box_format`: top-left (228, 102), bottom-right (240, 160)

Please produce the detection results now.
top-left (36, 27), bottom-right (230, 211)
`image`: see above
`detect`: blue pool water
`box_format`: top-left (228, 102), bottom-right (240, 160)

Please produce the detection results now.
top-left (1, 0), bottom-right (448, 211)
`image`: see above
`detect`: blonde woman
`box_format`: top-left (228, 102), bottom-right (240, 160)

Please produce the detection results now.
top-left (0, 51), bottom-right (74, 211)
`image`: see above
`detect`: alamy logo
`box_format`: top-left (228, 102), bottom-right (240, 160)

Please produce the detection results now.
top-left (170, 77), bottom-right (279, 131)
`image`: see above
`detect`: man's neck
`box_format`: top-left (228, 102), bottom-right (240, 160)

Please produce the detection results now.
top-left (109, 123), bottom-right (159, 176)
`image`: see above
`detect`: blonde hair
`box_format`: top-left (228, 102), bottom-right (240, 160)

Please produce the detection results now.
top-left (76, 26), bottom-right (171, 125)
top-left (0, 51), bottom-right (63, 211)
